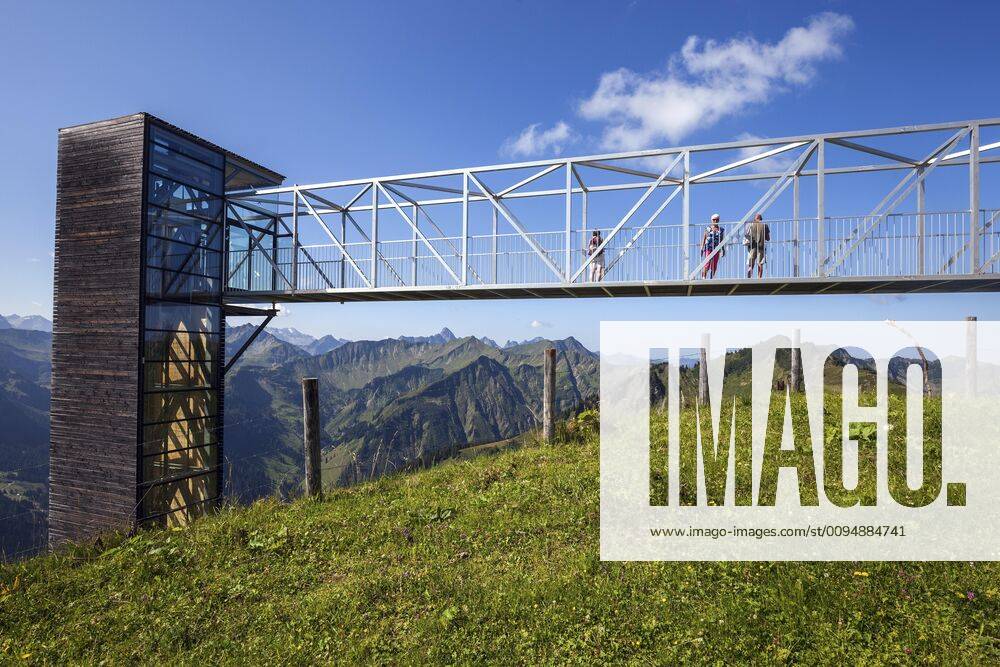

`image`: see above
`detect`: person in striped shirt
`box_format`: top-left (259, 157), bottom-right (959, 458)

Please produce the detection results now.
top-left (700, 213), bottom-right (725, 279)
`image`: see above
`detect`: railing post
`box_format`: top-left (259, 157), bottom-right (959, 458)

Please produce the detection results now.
top-left (411, 204), bottom-right (418, 286)
top-left (462, 171), bottom-right (469, 285)
top-left (817, 139), bottom-right (826, 276)
top-left (970, 123), bottom-right (980, 272)
top-left (371, 182), bottom-right (379, 288)
top-left (790, 328), bottom-right (802, 392)
top-left (491, 207), bottom-right (498, 284)
top-left (340, 211), bottom-right (347, 288)
top-left (246, 211), bottom-right (253, 290)
top-left (291, 187), bottom-right (299, 292)
top-left (461, 172), bottom-right (469, 285)
top-left (581, 189), bottom-right (589, 278)
top-left (543, 348), bottom-right (556, 443)
top-left (301, 377), bottom-right (322, 499)
top-left (682, 151), bottom-right (690, 277)
top-left (565, 161), bottom-right (572, 281)
top-left (917, 170), bottom-right (925, 275)
top-left (271, 215), bottom-right (279, 292)
top-left (792, 173), bottom-right (800, 277)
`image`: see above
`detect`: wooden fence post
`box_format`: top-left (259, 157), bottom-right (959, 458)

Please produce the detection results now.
top-left (966, 315), bottom-right (978, 396)
top-left (302, 377), bottom-right (322, 498)
top-left (698, 334), bottom-right (709, 406)
top-left (543, 348), bottom-right (556, 443)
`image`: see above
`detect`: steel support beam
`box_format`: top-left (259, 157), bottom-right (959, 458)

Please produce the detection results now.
top-left (467, 172), bottom-right (564, 281)
top-left (223, 312), bottom-right (275, 374)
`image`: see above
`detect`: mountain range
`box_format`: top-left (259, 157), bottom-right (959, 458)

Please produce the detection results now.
top-left (0, 326), bottom-right (51, 557)
top-left (0, 314), bottom-right (52, 332)
top-left (222, 328), bottom-right (598, 497)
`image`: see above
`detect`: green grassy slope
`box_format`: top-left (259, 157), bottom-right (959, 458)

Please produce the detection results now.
top-left (2, 419), bottom-right (998, 664)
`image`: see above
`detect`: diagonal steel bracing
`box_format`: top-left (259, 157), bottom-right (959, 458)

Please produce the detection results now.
top-left (376, 183), bottom-right (462, 284)
top-left (466, 172), bottom-right (566, 281)
top-left (296, 190), bottom-right (372, 288)
top-left (573, 152), bottom-right (685, 283)
top-left (825, 127), bottom-right (970, 274)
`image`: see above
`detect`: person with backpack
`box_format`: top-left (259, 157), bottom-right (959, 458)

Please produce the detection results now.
top-left (587, 230), bottom-right (606, 282)
top-left (744, 213), bottom-right (770, 278)
top-left (700, 213), bottom-right (725, 278)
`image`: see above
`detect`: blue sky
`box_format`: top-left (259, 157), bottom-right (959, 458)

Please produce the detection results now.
top-left (2, 0), bottom-right (999, 349)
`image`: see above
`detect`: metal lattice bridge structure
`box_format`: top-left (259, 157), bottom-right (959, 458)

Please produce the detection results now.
top-left (224, 117), bottom-right (1000, 303)
top-left (48, 114), bottom-right (999, 545)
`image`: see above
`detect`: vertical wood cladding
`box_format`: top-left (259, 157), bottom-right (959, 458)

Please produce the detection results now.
top-left (50, 115), bottom-right (146, 546)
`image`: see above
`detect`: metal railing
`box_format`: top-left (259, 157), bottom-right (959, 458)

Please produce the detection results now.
top-left (225, 210), bottom-right (997, 292)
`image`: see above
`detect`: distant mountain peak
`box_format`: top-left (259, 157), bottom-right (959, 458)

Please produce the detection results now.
top-left (397, 328), bottom-right (458, 345)
top-left (3, 314), bottom-right (52, 332)
top-left (268, 327), bottom-right (318, 349)
top-left (306, 334), bottom-right (349, 356)
top-left (503, 336), bottom-right (545, 348)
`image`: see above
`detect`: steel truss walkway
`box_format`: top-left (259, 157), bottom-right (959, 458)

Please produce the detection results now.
top-left (222, 118), bottom-right (1000, 303)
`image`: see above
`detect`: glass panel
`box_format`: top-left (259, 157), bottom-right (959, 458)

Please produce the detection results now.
top-left (146, 236), bottom-right (221, 274)
top-left (142, 445), bottom-right (217, 483)
top-left (149, 142), bottom-right (223, 194)
top-left (145, 302), bottom-right (219, 333)
top-left (147, 206), bottom-right (223, 251)
top-left (143, 417), bottom-right (218, 456)
top-left (144, 330), bottom-right (218, 362)
top-left (144, 360), bottom-right (215, 391)
top-left (146, 268), bottom-right (221, 300)
top-left (228, 224), bottom-right (249, 252)
top-left (150, 125), bottom-right (225, 169)
top-left (142, 126), bottom-right (225, 526)
top-left (143, 389), bottom-right (217, 423)
top-left (142, 472), bottom-right (218, 522)
top-left (148, 174), bottom-right (222, 222)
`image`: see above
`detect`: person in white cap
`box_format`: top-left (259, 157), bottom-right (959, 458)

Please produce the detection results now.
top-left (700, 213), bottom-right (725, 279)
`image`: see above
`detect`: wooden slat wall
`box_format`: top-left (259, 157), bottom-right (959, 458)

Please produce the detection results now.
top-left (49, 114), bottom-right (146, 546)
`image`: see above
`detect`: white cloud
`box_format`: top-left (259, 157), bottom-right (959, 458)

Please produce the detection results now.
top-left (26, 257), bottom-right (40, 263)
top-left (530, 320), bottom-right (551, 329)
top-left (275, 304), bottom-right (292, 317)
top-left (578, 12), bottom-right (853, 151)
top-left (501, 121), bottom-right (575, 158)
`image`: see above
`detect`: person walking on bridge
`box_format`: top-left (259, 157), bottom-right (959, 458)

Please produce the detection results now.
top-left (587, 230), bottom-right (606, 282)
top-left (700, 213), bottom-right (725, 279)
top-left (744, 213), bottom-right (770, 279)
